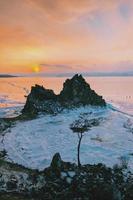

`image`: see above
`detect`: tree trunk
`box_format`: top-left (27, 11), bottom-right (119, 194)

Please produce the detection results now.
top-left (77, 133), bottom-right (83, 167)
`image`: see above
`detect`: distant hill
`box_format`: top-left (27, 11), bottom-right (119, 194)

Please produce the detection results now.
top-left (0, 74), bottom-right (17, 78)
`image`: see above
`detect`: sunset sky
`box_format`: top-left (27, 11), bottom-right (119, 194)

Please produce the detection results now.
top-left (0, 0), bottom-right (133, 74)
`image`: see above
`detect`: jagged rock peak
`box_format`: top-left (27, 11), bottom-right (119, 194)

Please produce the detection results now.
top-left (59, 74), bottom-right (106, 106)
top-left (62, 74), bottom-right (90, 89)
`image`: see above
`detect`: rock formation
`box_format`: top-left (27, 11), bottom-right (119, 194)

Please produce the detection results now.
top-left (59, 74), bottom-right (106, 106)
top-left (22, 74), bottom-right (106, 115)
top-left (22, 84), bottom-right (60, 115)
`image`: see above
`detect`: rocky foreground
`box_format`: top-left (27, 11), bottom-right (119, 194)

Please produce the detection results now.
top-left (0, 153), bottom-right (133, 200)
top-left (22, 74), bottom-right (106, 115)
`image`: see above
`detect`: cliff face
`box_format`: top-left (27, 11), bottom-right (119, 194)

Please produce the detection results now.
top-left (22, 74), bottom-right (106, 115)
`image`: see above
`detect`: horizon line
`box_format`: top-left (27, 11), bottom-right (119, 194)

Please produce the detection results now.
top-left (1, 71), bottom-right (133, 78)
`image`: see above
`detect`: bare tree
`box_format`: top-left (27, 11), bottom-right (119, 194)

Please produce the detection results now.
top-left (70, 123), bottom-right (88, 167)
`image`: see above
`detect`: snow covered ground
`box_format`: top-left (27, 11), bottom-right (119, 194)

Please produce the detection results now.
top-left (1, 105), bottom-right (133, 171)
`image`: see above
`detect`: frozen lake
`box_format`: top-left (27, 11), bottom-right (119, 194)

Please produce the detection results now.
top-left (0, 76), bottom-right (133, 170)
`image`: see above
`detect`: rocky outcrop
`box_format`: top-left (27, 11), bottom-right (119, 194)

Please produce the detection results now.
top-left (22, 74), bottom-right (106, 115)
top-left (59, 74), bottom-right (106, 106)
top-left (22, 84), bottom-right (59, 115)
top-left (0, 154), bottom-right (132, 200)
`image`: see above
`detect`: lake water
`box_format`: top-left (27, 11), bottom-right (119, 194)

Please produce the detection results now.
top-left (0, 76), bottom-right (133, 117)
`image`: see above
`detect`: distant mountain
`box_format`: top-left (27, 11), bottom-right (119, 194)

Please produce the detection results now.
top-left (0, 74), bottom-right (17, 78)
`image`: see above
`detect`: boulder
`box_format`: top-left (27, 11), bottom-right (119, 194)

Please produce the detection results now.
top-left (51, 153), bottom-right (62, 169)
top-left (50, 153), bottom-right (62, 177)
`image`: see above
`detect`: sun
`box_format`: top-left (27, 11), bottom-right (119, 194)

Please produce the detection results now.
top-left (32, 65), bottom-right (40, 73)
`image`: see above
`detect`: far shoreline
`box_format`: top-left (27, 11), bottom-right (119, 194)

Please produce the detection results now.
top-left (1, 74), bottom-right (133, 78)
top-left (0, 74), bottom-right (18, 78)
